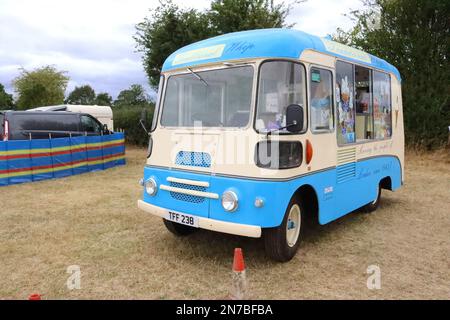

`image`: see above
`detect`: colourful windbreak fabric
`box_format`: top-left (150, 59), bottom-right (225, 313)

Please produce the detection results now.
top-left (0, 132), bottom-right (125, 186)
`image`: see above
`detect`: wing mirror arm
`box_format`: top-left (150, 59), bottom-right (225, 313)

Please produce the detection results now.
top-left (139, 119), bottom-right (149, 135)
top-left (266, 122), bottom-right (298, 138)
top-left (139, 109), bottom-right (151, 136)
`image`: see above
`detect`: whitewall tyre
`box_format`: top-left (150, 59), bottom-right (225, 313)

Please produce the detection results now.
top-left (264, 197), bottom-right (304, 262)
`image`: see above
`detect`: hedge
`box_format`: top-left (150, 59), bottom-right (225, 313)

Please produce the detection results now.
top-left (114, 105), bottom-right (154, 146)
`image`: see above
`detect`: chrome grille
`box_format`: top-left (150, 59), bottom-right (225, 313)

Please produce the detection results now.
top-left (169, 181), bottom-right (206, 203)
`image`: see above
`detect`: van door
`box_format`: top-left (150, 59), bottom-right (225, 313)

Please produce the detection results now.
top-left (308, 66), bottom-right (342, 225)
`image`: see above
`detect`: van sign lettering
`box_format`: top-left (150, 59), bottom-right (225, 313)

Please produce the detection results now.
top-left (172, 44), bottom-right (226, 66)
top-left (321, 38), bottom-right (371, 64)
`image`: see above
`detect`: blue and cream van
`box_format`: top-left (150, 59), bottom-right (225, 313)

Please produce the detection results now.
top-left (138, 29), bottom-right (404, 262)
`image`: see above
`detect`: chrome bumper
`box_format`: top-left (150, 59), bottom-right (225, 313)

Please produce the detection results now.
top-left (137, 200), bottom-right (262, 238)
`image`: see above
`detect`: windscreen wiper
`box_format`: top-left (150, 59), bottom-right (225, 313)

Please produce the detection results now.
top-left (187, 68), bottom-right (209, 87)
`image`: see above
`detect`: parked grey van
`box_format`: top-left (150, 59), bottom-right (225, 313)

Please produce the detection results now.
top-left (0, 111), bottom-right (111, 141)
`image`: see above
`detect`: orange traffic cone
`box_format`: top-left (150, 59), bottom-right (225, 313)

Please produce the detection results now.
top-left (28, 293), bottom-right (42, 300)
top-left (229, 248), bottom-right (247, 300)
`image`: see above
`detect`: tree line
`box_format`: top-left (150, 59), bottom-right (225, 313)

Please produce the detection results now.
top-left (0, 65), bottom-right (152, 110)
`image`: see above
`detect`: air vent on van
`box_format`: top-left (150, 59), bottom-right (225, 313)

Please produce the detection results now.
top-left (337, 147), bottom-right (356, 183)
top-left (175, 151), bottom-right (211, 168)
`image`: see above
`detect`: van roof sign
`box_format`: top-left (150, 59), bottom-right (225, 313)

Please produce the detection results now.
top-left (172, 44), bottom-right (226, 66)
top-left (162, 28), bottom-right (401, 80)
top-left (320, 38), bottom-right (371, 64)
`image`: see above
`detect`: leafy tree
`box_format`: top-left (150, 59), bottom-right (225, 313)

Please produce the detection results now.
top-left (95, 92), bottom-right (113, 106)
top-left (65, 85), bottom-right (96, 105)
top-left (13, 66), bottom-right (69, 110)
top-left (0, 83), bottom-right (14, 109)
top-left (135, 1), bottom-right (213, 87)
top-left (114, 105), bottom-right (154, 145)
top-left (114, 84), bottom-right (149, 108)
top-left (135, 0), bottom-right (300, 87)
top-left (209, 0), bottom-right (296, 35)
top-left (334, 0), bottom-right (450, 148)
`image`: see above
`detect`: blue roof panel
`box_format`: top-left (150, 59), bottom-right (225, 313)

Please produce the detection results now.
top-left (162, 29), bottom-right (401, 80)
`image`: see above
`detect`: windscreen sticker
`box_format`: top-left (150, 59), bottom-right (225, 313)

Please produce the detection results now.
top-left (172, 44), bottom-right (226, 66)
top-left (311, 71), bottom-right (321, 82)
top-left (321, 38), bottom-right (371, 64)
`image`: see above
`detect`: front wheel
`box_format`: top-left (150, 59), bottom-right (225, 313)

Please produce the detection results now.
top-left (163, 219), bottom-right (198, 236)
top-left (264, 197), bottom-right (304, 262)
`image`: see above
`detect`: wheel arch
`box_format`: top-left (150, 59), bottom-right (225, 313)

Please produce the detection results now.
top-left (380, 176), bottom-right (393, 191)
top-left (292, 184), bottom-right (319, 225)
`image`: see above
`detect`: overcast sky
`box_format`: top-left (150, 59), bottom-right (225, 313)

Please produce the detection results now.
top-left (0, 0), bottom-right (364, 100)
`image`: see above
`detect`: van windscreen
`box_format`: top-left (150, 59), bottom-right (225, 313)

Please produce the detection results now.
top-left (10, 113), bottom-right (79, 132)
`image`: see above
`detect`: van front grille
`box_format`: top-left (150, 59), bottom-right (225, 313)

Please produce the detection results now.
top-left (169, 181), bottom-right (206, 203)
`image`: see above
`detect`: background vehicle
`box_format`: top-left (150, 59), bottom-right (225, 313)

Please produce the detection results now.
top-left (137, 29), bottom-right (404, 262)
top-left (1, 111), bottom-right (111, 141)
top-left (28, 105), bottom-right (114, 131)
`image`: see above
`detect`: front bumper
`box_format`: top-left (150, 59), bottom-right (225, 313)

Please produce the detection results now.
top-left (137, 200), bottom-right (262, 238)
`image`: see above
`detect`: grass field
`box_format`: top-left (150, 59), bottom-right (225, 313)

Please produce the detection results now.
top-left (0, 147), bottom-right (449, 299)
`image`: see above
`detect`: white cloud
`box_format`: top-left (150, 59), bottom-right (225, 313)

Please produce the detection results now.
top-left (289, 0), bottom-right (364, 36)
top-left (0, 0), bottom-right (362, 99)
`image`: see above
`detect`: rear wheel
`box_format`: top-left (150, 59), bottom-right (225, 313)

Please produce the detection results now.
top-left (163, 219), bottom-right (198, 236)
top-left (264, 197), bottom-right (304, 262)
top-left (361, 184), bottom-right (381, 213)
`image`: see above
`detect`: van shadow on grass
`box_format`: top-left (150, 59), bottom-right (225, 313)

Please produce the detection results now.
top-left (302, 195), bottom-right (401, 242)
top-left (156, 195), bottom-right (400, 268)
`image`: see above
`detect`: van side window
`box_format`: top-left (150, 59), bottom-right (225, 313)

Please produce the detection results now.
top-left (373, 71), bottom-right (392, 139)
top-left (355, 66), bottom-right (373, 141)
top-left (336, 61), bottom-right (355, 144)
top-left (256, 61), bottom-right (306, 133)
top-left (310, 68), bottom-right (333, 132)
top-left (81, 115), bottom-right (102, 134)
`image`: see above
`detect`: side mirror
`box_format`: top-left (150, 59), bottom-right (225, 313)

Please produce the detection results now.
top-left (286, 104), bottom-right (304, 133)
top-left (102, 123), bottom-right (110, 134)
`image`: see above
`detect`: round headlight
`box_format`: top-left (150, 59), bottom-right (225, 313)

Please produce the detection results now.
top-left (222, 191), bottom-right (238, 212)
top-left (145, 178), bottom-right (157, 196)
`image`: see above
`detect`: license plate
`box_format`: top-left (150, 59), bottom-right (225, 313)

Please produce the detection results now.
top-left (165, 211), bottom-right (199, 228)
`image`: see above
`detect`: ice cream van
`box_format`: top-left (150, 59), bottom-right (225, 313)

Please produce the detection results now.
top-left (137, 29), bottom-right (404, 262)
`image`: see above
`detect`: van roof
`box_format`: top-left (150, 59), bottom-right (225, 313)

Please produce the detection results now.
top-left (28, 105), bottom-right (113, 117)
top-left (3, 111), bottom-right (83, 116)
top-left (162, 28), bottom-right (401, 80)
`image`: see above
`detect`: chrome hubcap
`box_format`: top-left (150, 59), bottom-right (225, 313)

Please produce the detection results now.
top-left (286, 204), bottom-right (301, 247)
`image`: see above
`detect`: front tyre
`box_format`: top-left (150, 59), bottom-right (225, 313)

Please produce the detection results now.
top-left (163, 219), bottom-right (198, 236)
top-left (264, 197), bottom-right (304, 262)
